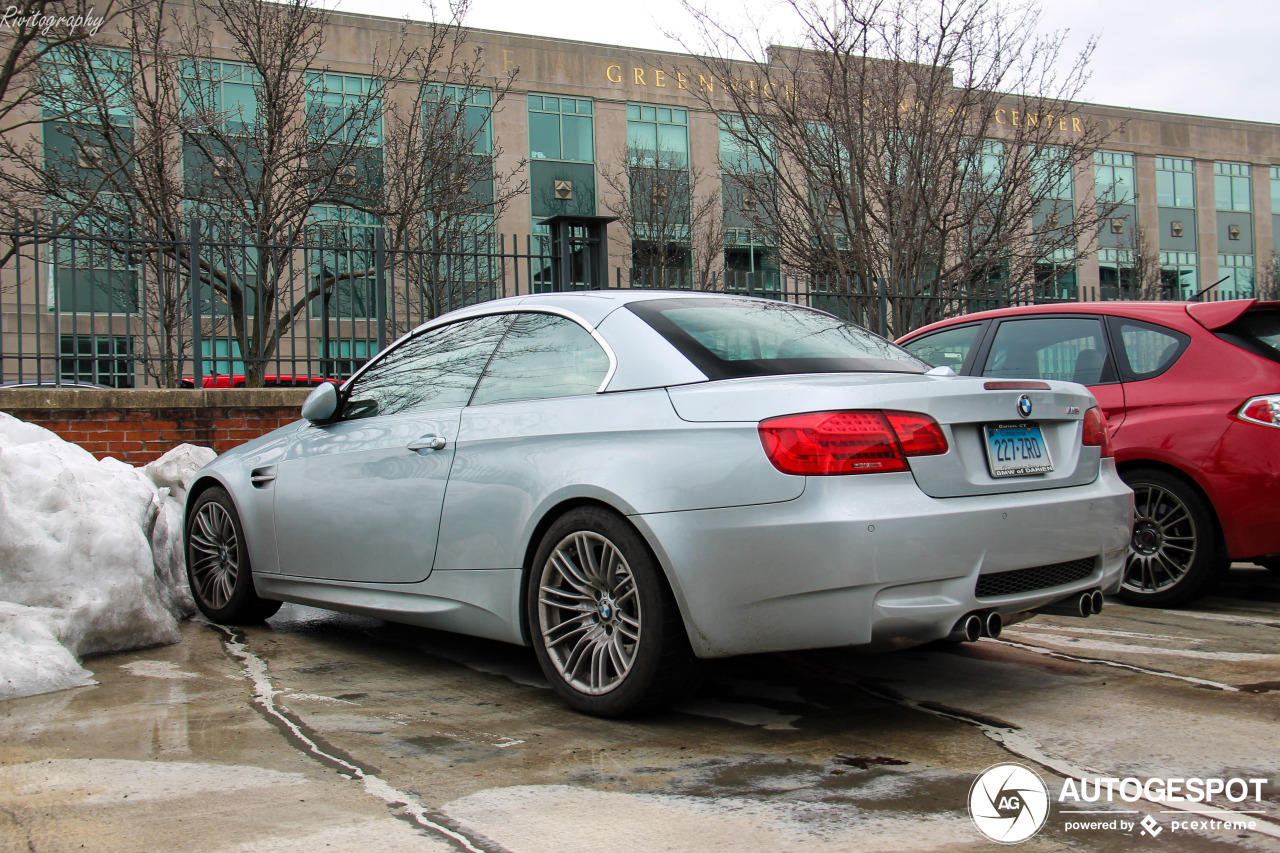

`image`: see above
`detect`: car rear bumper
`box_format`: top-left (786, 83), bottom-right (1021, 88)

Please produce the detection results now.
top-left (634, 461), bottom-right (1133, 658)
top-left (1200, 420), bottom-right (1280, 559)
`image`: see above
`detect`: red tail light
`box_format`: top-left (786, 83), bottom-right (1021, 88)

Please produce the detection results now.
top-left (758, 410), bottom-right (948, 475)
top-left (1238, 395), bottom-right (1280, 429)
top-left (1082, 406), bottom-right (1113, 457)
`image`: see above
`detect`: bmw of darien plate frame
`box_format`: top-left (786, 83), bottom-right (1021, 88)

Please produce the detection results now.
top-left (184, 292), bottom-right (1134, 717)
top-left (983, 422), bottom-right (1054, 477)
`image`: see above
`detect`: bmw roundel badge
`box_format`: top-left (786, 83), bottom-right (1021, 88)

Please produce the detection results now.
top-left (1017, 394), bottom-right (1033, 418)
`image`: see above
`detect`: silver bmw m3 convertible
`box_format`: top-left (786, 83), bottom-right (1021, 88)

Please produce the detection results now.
top-left (185, 291), bottom-right (1133, 716)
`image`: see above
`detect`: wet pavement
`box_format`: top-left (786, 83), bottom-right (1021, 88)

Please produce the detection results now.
top-left (2, 566), bottom-right (1279, 852)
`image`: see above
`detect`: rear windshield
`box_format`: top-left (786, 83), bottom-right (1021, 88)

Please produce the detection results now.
top-left (627, 297), bottom-right (929, 380)
top-left (1217, 309), bottom-right (1280, 365)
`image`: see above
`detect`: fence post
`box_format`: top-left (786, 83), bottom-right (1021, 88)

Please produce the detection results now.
top-left (189, 219), bottom-right (203, 387)
top-left (876, 277), bottom-right (888, 337)
top-left (374, 228), bottom-right (387, 352)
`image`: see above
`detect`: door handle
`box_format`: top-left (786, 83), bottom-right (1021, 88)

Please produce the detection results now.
top-left (407, 435), bottom-right (447, 452)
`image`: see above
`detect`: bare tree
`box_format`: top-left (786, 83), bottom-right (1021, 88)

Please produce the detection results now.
top-left (23, 0), bottom-right (506, 385)
top-left (376, 0), bottom-right (525, 326)
top-left (673, 0), bottom-right (1117, 333)
top-left (601, 141), bottom-right (721, 288)
top-left (0, 0), bottom-right (129, 259)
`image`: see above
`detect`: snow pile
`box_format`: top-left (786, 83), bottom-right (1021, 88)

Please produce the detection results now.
top-left (0, 412), bottom-right (216, 700)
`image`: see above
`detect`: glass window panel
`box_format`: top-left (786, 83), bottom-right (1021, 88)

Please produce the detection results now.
top-left (901, 324), bottom-right (982, 372)
top-left (627, 104), bottom-right (640, 120)
top-left (641, 106), bottom-right (656, 121)
top-left (1156, 171), bottom-right (1175, 208)
top-left (982, 318), bottom-right (1109, 384)
top-left (1216, 175), bottom-right (1232, 211)
top-left (627, 121), bottom-right (657, 156)
top-left (562, 114), bottom-right (593, 161)
top-left (1233, 176), bottom-right (1251, 211)
top-left (544, 97), bottom-right (559, 111)
top-left (1175, 172), bottom-right (1194, 208)
top-left (527, 95), bottom-right (542, 110)
top-left (576, 100), bottom-right (592, 115)
top-left (529, 111), bottom-right (561, 159)
top-left (472, 313), bottom-right (609, 405)
top-left (1119, 322), bottom-right (1186, 377)
top-left (658, 108), bottom-right (672, 122)
top-left (341, 315), bottom-right (511, 420)
top-left (673, 110), bottom-right (687, 125)
top-left (658, 124), bottom-right (688, 167)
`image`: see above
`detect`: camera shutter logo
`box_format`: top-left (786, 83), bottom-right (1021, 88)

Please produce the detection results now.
top-left (968, 763), bottom-right (1050, 843)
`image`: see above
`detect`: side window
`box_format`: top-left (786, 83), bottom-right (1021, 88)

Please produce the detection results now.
top-left (901, 324), bottom-right (983, 372)
top-left (1116, 320), bottom-right (1189, 380)
top-left (982, 317), bottom-right (1113, 385)
top-left (471, 313), bottom-right (610, 406)
top-left (340, 314), bottom-right (511, 420)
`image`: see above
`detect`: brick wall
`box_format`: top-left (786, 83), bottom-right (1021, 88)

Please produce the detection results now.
top-left (0, 388), bottom-right (313, 465)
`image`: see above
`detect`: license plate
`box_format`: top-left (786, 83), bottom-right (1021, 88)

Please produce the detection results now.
top-left (983, 422), bottom-right (1053, 478)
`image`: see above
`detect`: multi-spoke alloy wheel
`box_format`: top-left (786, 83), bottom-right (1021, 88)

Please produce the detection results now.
top-left (1118, 468), bottom-right (1222, 607)
top-left (538, 531), bottom-right (641, 695)
top-left (189, 500), bottom-right (240, 610)
top-left (185, 487), bottom-right (281, 623)
top-left (527, 507), bottom-right (699, 716)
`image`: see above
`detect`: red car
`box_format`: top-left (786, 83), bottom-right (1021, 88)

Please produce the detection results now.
top-left (898, 299), bottom-right (1280, 606)
top-left (178, 375), bottom-right (341, 388)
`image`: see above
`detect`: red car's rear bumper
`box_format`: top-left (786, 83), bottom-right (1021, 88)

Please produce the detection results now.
top-left (1200, 419), bottom-right (1280, 560)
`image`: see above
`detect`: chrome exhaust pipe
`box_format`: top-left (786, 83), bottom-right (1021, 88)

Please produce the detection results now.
top-left (947, 613), bottom-right (983, 643)
top-left (982, 611), bottom-right (1003, 639)
top-left (1037, 591), bottom-right (1094, 618)
top-left (1089, 589), bottom-right (1104, 615)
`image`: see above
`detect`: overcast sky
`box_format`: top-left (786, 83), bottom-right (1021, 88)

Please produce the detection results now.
top-left (322, 0), bottom-right (1280, 124)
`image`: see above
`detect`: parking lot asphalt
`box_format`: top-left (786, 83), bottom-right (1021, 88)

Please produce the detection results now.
top-left (2, 566), bottom-right (1278, 853)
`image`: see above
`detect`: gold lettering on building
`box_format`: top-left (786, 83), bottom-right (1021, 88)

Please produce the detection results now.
top-left (605, 63), bottom-right (622, 83)
top-left (654, 69), bottom-right (666, 88)
top-left (677, 71), bottom-right (688, 90)
top-left (995, 109), bottom-right (1007, 125)
top-left (503, 50), bottom-right (516, 73)
top-left (699, 73), bottom-right (715, 93)
top-left (1073, 117), bottom-right (1082, 132)
top-left (1011, 110), bottom-right (1020, 127)
top-left (634, 67), bottom-right (646, 85)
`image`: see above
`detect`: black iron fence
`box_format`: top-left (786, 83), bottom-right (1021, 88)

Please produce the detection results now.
top-left (1, 214), bottom-right (1274, 388)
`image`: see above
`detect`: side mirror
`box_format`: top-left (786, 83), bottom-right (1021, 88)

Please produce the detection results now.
top-left (301, 382), bottom-right (338, 423)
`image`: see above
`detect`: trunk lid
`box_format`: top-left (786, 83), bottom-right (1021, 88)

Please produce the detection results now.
top-left (666, 373), bottom-right (1103, 498)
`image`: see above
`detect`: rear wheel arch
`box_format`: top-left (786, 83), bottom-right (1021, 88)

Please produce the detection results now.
top-left (518, 498), bottom-right (678, 645)
top-left (1115, 461), bottom-right (1228, 606)
top-left (1115, 458), bottom-right (1225, 545)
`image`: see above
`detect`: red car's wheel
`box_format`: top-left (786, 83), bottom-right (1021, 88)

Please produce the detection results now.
top-left (1118, 468), bottom-right (1225, 607)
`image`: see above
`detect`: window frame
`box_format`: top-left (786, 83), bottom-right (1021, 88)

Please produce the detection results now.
top-left (973, 314), bottom-right (1121, 387)
top-left (335, 312), bottom-right (513, 421)
top-left (469, 310), bottom-right (615, 406)
top-left (1103, 316), bottom-right (1190, 382)
top-left (900, 321), bottom-right (989, 375)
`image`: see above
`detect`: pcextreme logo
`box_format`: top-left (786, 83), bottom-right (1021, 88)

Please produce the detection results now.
top-left (968, 763), bottom-right (1051, 843)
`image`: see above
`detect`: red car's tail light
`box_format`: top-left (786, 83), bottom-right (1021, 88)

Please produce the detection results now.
top-left (1081, 406), bottom-right (1114, 457)
top-left (1238, 395), bottom-right (1280, 429)
top-left (758, 410), bottom-right (948, 475)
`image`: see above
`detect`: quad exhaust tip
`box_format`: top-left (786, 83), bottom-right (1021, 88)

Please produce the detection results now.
top-left (983, 610), bottom-right (1003, 639)
top-left (1037, 588), bottom-right (1104, 618)
top-left (948, 613), bottom-right (983, 643)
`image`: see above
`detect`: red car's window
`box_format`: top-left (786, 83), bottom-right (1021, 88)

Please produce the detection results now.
top-left (981, 317), bottom-right (1114, 385)
top-left (1115, 320), bottom-right (1189, 380)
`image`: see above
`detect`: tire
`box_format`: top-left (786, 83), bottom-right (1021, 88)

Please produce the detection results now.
top-left (186, 487), bottom-right (282, 623)
top-left (1118, 468), bottom-right (1224, 608)
top-left (527, 507), bottom-right (700, 717)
